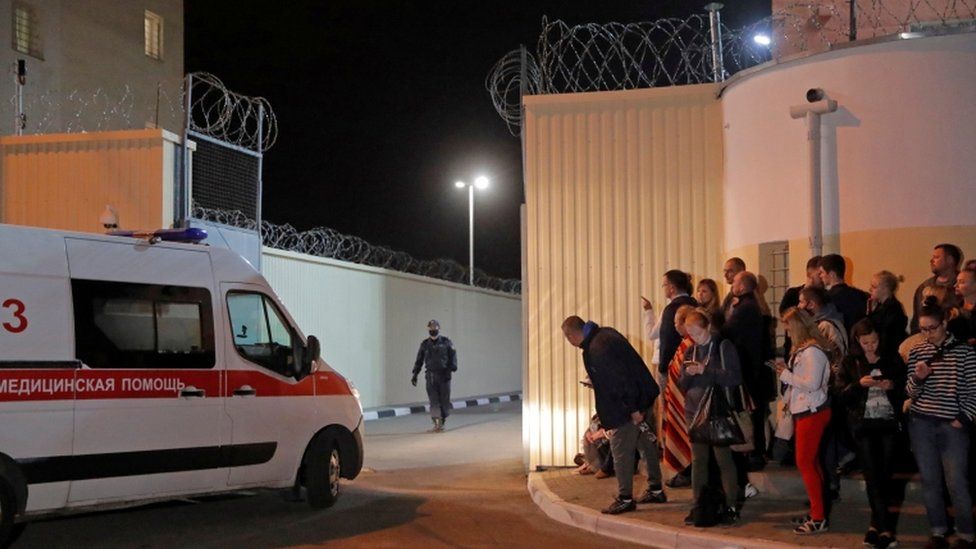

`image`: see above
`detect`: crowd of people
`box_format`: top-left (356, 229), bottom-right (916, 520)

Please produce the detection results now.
top-left (563, 243), bottom-right (976, 549)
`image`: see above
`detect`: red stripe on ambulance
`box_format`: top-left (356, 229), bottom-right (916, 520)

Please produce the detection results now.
top-left (0, 368), bottom-right (351, 402)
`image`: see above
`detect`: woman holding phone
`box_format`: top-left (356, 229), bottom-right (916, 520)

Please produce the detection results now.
top-left (776, 307), bottom-right (832, 535)
top-left (679, 309), bottom-right (742, 525)
top-left (837, 319), bottom-right (906, 549)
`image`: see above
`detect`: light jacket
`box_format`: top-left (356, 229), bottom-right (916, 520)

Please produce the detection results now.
top-left (780, 344), bottom-right (831, 415)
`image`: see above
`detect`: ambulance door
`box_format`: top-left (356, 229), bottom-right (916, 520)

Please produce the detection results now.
top-left (0, 227), bottom-right (75, 512)
top-left (65, 239), bottom-right (224, 503)
top-left (221, 284), bottom-right (315, 487)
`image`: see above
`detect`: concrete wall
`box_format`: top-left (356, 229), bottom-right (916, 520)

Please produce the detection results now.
top-left (0, 0), bottom-right (184, 135)
top-left (0, 128), bottom-right (517, 411)
top-left (721, 31), bottom-right (976, 291)
top-left (261, 248), bottom-right (522, 410)
top-left (521, 84), bottom-right (725, 468)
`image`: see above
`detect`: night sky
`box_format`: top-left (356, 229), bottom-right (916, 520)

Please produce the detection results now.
top-left (184, 1), bottom-right (770, 280)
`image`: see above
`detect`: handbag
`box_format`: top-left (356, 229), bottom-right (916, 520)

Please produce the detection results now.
top-left (689, 385), bottom-right (746, 446)
top-left (729, 384), bottom-right (756, 453)
top-left (716, 340), bottom-right (754, 452)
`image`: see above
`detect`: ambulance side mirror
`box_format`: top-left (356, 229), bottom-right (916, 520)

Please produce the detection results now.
top-left (302, 335), bottom-right (321, 377)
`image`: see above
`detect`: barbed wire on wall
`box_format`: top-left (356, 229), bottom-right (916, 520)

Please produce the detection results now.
top-left (488, 1), bottom-right (976, 134)
top-left (185, 72), bottom-right (277, 152)
top-left (4, 71), bottom-right (277, 152)
top-left (4, 83), bottom-right (183, 135)
top-left (192, 206), bottom-right (522, 295)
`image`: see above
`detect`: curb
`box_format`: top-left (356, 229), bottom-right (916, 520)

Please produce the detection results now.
top-left (527, 472), bottom-right (838, 549)
top-left (363, 391), bottom-right (521, 421)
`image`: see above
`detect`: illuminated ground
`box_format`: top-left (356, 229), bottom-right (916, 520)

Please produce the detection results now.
top-left (16, 401), bottom-right (643, 548)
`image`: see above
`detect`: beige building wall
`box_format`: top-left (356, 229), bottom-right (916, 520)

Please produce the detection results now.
top-left (721, 31), bottom-right (976, 296)
top-left (522, 84), bottom-right (725, 468)
top-left (0, 0), bottom-right (184, 135)
top-left (0, 129), bottom-right (181, 232)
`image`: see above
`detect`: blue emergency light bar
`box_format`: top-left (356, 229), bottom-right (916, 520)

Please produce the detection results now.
top-left (108, 228), bottom-right (208, 243)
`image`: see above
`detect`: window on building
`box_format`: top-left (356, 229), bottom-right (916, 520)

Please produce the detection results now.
top-left (73, 280), bottom-right (215, 369)
top-left (12, 2), bottom-right (42, 59)
top-left (758, 240), bottom-right (790, 352)
top-left (144, 10), bottom-right (163, 60)
top-left (226, 292), bottom-right (298, 377)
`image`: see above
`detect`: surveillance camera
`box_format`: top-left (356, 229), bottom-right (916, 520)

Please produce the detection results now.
top-left (806, 88), bottom-right (825, 103)
top-left (100, 204), bottom-right (119, 230)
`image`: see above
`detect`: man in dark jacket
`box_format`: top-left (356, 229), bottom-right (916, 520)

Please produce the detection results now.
top-left (722, 271), bottom-right (769, 470)
top-left (412, 319), bottom-right (457, 432)
top-left (911, 243), bottom-right (963, 333)
top-left (643, 270), bottom-right (697, 381)
top-left (563, 315), bottom-right (666, 515)
top-left (780, 256), bottom-right (823, 357)
top-left (722, 257), bottom-right (747, 315)
top-left (819, 254), bottom-right (869, 331)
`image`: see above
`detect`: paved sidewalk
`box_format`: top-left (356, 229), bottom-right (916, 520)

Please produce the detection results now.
top-left (362, 391), bottom-right (521, 420)
top-left (530, 464), bottom-right (933, 548)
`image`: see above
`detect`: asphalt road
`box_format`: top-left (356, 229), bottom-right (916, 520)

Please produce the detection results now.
top-left (15, 401), bottom-right (637, 548)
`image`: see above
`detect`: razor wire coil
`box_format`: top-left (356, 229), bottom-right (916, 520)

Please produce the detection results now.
top-left (5, 71), bottom-right (277, 152)
top-left (192, 206), bottom-right (522, 295)
top-left (186, 72), bottom-right (277, 152)
top-left (488, 1), bottom-right (976, 134)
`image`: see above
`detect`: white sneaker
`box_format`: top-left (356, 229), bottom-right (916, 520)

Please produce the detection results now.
top-left (744, 482), bottom-right (759, 499)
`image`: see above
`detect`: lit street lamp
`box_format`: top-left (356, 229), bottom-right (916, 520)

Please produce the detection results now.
top-left (454, 175), bottom-right (489, 285)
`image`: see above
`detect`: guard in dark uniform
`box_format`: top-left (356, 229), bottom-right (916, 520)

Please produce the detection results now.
top-left (411, 319), bottom-right (457, 432)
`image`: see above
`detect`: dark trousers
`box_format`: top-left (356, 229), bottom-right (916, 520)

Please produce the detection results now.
top-left (823, 398), bottom-right (853, 492)
top-left (608, 420), bottom-right (663, 500)
top-left (692, 442), bottom-right (738, 508)
top-left (426, 375), bottom-right (451, 420)
top-left (752, 405), bottom-right (769, 457)
top-left (910, 415), bottom-right (974, 538)
top-left (855, 423), bottom-right (898, 532)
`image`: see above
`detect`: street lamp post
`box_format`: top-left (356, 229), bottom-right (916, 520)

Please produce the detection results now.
top-left (454, 176), bottom-right (489, 285)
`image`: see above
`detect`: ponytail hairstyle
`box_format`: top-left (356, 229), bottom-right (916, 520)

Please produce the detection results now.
top-left (874, 270), bottom-right (899, 295)
top-left (919, 295), bottom-right (947, 324)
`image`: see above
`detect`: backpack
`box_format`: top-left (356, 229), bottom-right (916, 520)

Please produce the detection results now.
top-left (817, 318), bottom-right (846, 374)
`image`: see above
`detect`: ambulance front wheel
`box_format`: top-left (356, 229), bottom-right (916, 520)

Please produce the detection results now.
top-left (305, 434), bottom-right (340, 509)
top-left (0, 480), bottom-right (26, 548)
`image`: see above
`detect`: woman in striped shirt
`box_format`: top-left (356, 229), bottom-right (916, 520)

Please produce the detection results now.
top-left (907, 296), bottom-right (976, 549)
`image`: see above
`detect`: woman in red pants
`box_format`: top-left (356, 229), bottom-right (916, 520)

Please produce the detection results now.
top-left (776, 307), bottom-right (833, 535)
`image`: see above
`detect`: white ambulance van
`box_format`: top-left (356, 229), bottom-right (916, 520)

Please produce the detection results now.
top-left (0, 223), bottom-right (363, 544)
